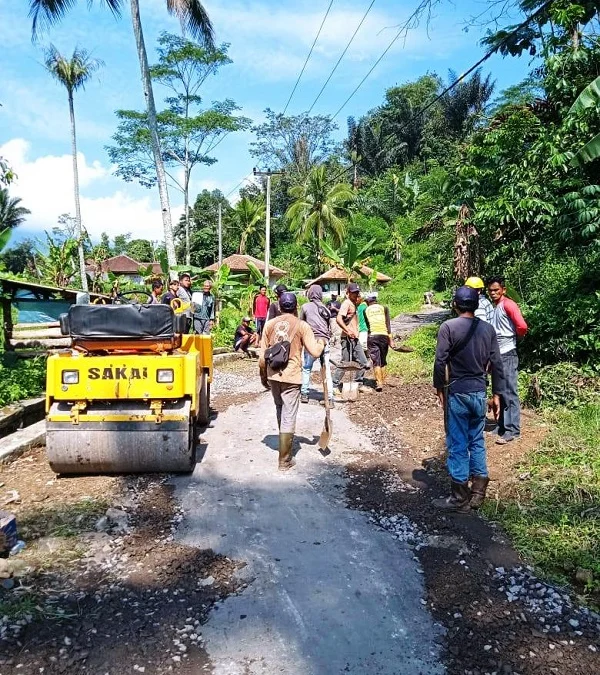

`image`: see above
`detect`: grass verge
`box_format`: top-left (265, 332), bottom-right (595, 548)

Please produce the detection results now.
top-left (482, 404), bottom-right (600, 597)
top-left (387, 324), bottom-right (439, 383)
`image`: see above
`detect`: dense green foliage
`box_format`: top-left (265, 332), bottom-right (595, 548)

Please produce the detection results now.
top-left (0, 356), bottom-right (46, 407)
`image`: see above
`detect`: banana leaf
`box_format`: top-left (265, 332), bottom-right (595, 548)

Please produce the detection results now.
top-left (569, 76), bottom-right (600, 115)
top-left (570, 132), bottom-right (600, 167)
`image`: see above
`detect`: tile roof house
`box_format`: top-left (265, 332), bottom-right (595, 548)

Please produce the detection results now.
top-left (86, 255), bottom-right (162, 284)
top-left (204, 254), bottom-right (287, 286)
top-left (305, 265), bottom-right (392, 295)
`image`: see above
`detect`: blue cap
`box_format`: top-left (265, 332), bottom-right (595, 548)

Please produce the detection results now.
top-left (279, 292), bottom-right (297, 312)
top-left (454, 285), bottom-right (479, 307)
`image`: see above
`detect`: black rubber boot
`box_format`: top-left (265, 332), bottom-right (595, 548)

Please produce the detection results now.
top-left (432, 480), bottom-right (471, 513)
top-left (469, 475), bottom-right (490, 510)
top-left (278, 433), bottom-right (295, 471)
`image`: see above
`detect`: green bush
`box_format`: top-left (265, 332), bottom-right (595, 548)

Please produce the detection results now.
top-left (508, 252), bottom-right (600, 368)
top-left (522, 362), bottom-right (600, 409)
top-left (0, 356), bottom-right (47, 406)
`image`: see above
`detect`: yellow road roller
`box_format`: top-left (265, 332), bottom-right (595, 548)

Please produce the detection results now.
top-left (45, 300), bottom-right (212, 474)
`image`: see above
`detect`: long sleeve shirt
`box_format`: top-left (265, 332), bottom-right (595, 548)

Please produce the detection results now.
top-left (433, 317), bottom-right (505, 395)
top-left (259, 315), bottom-right (324, 385)
top-left (491, 297), bottom-right (528, 354)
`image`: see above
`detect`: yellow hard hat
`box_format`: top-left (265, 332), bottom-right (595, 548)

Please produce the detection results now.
top-left (465, 276), bottom-right (485, 289)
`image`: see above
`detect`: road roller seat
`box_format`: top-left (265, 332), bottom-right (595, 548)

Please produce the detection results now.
top-left (59, 303), bottom-right (187, 353)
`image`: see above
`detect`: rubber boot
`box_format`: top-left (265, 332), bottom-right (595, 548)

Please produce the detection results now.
top-left (374, 366), bottom-right (384, 392)
top-left (382, 366), bottom-right (387, 383)
top-left (278, 433), bottom-right (295, 471)
top-left (432, 480), bottom-right (471, 513)
top-left (469, 475), bottom-right (489, 510)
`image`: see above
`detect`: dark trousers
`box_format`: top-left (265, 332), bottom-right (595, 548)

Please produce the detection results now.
top-left (255, 317), bottom-right (266, 336)
top-left (333, 336), bottom-right (368, 387)
top-left (499, 349), bottom-right (520, 438)
top-left (367, 334), bottom-right (389, 367)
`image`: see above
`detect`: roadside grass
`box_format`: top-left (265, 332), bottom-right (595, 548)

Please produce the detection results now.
top-left (387, 324), bottom-right (439, 383)
top-left (379, 241), bottom-right (441, 316)
top-left (19, 496), bottom-right (109, 541)
top-left (482, 404), bottom-right (600, 596)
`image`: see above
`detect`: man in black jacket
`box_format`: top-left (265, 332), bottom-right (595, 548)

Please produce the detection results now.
top-left (432, 286), bottom-right (505, 513)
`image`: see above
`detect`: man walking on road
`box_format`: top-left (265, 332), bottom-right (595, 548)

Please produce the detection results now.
top-left (259, 293), bottom-right (326, 471)
top-left (364, 292), bottom-right (393, 392)
top-left (465, 276), bottom-right (494, 323)
top-left (433, 286), bottom-right (505, 513)
top-left (332, 283), bottom-right (369, 396)
top-left (299, 284), bottom-right (333, 406)
top-left (487, 276), bottom-right (528, 444)
top-left (252, 285), bottom-right (270, 336)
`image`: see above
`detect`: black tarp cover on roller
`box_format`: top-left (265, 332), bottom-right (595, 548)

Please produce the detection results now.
top-left (67, 304), bottom-right (175, 340)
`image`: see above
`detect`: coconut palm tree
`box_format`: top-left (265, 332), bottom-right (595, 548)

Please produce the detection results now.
top-left (44, 46), bottom-right (102, 291)
top-left (233, 197), bottom-right (266, 255)
top-left (286, 165), bottom-right (354, 272)
top-left (29, 0), bottom-right (214, 270)
top-left (0, 189), bottom-right (31, 230)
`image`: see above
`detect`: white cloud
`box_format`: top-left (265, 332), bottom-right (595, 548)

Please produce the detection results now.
top-left (0, 138), bottom-right (166, 242)
top-left (207, 1), bottom-right (463, 81)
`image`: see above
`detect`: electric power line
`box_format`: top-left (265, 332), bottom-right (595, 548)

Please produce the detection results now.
top-left (320, 0), bottom-right (554, 188)
top-left (282, 0), bottom-right (336, 115)
top-left (225, 174), bottom-right (254, 199)
top-left (330, 0), bottom-right (553, 121)
top-left (307, 0), bottom-right (377, 115)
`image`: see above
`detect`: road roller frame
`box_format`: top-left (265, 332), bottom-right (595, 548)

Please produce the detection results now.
top-left (45, 303), bottom-right (212, 475)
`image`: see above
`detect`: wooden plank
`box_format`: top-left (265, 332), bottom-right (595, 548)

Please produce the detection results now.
top-left (12, 327), bottom-right (63, 339)
top-left (14, 322), bottom-right (60, 330)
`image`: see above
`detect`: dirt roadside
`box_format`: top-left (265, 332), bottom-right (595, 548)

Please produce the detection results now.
top-left (0, 456), bottom-right (241, 674)
top-left (345, 379), bottom-right (600, 675)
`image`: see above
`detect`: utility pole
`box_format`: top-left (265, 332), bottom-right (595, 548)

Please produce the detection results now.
top-left (217, 202), bottom-right (223, 267)
top-left (253, 167), bottom-right (283, 287)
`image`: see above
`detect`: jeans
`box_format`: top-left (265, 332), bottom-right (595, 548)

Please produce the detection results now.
top-left (301, 342), bottom-right (333, 400)
top-left (270, 381), bottom-right (301, 433)
top-left (499, 349), bottom-right (520, 438)
top-left (332, 336), bottom-right (368, 388)
top-left (446, 391), bottom-right (488, 483)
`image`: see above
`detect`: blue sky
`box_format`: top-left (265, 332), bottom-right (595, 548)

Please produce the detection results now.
top-left (0, 0), bottom-right (530, 245)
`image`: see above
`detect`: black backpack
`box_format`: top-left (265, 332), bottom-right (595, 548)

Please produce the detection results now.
top-left (264, 319), bottom-right (301, 371)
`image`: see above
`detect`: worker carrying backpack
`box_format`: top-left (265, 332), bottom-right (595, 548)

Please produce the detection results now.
top-left (264, 319), bottom-right (301, 371)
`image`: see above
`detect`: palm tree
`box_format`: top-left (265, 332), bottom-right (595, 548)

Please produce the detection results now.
top-left (286, 165), bottom-right (354, 271)
top-left (29, 0), bottom-right (214, 270)
top-left (233, 197), bottom-right (266, 255)
top-left (320, 239), bottom-right (377, 283)
top-left (44, 45), bottom-right (102, 292)
top-left (0, 189), bottom-right (31, 230)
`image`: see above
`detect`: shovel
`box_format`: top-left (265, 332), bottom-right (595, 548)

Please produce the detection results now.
top-left (318, 362), bottom-right (333, 453)
top-left (341, 340), bottom-right (359, 402)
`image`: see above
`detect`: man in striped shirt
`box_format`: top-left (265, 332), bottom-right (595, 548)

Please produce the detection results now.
top-left (487, 276), bottom-right (528, 444)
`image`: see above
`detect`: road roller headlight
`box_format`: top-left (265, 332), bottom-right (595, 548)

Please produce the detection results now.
top-left (61, 370), bottom-right (79, 385)
top-left (157, 368), bottom-right (174, 383)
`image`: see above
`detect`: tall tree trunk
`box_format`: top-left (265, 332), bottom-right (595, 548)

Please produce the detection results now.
top-left (68, 90), bottom-right (88, 292)
top-left (184, 167), bottom-right (191, 266)
top-left (129, 0), bottom-right (177, 269)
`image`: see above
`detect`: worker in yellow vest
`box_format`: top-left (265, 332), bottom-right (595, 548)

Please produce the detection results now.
top-left (364, 292), bottom-right (393, 392)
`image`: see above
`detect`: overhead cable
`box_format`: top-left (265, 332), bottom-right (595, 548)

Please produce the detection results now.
top-left (282, 0), bottom-right (336, 115)
top-left (307, 0), bottom-right (377, 115)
